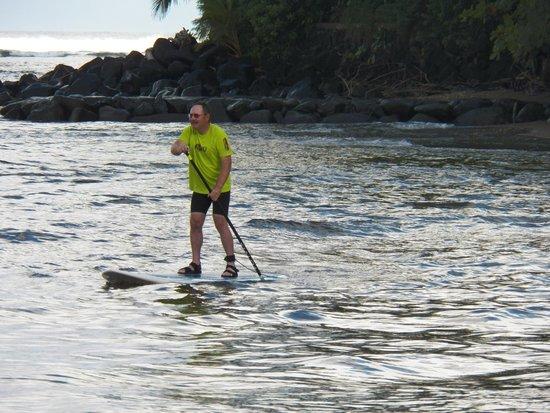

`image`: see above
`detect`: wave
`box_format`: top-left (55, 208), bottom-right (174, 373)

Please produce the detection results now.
top-left (0, 31), bottom-right (166, 55)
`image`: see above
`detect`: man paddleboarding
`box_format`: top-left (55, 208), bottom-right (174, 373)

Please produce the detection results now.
top-left (171, 102), bottom-right (238, 278)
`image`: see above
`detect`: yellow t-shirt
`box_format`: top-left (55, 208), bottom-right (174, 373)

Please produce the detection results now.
top-left (178, 123), bottom-right (234, 194)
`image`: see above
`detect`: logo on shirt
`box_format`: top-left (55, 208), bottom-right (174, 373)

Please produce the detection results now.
top-left (223, 138), bottom-right (230, 151)
top-left (195, 143), bottom-right (207, 153)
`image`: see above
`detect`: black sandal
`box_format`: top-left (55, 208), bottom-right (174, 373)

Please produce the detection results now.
top-left (221, 255), bottom-right (238, 278)
top-left (178, 262), bottom-right (201, 276)
top-left (221, 263), bottom-right (239, 278)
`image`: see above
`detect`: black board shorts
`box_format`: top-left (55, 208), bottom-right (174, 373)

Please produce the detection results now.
top-left (191, 192), bottom-right (230, 216)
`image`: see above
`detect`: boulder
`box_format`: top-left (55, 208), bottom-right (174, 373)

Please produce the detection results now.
top-left (39, 64), bottom-right (75, 83)
top-left (181, 85), bottom-right (203, 96)
top-left (172, 29), bottom-right (197, 49)
top-left (281, 110), bottom-right (319, 123)
top-left (98, 106), bottom-right (130, 122)
top-left (27, 103), bottom-right (65, 122)
top-left (192, 44), bottom-right (227, 70)
top-left (262, 98), bottom-right (285, 113)
top-left (133, 101), bottom-right (156, 116)
top-left (115, 96), bottom-right (154, 113)
top-left (78, 57), bottom-right (103, 74)
top-left (454, 105), bottom-right (508, 126)
top-left (413, 102), bottom-right (451, 120)
top-left (0, 80), bottom-right (6, 93)
top-left (164, 97), bottom-right (194, 113)
top-left (317, 97), bottom-right (350, 116)
top-left (150, 79), bottom-right (177, 97)
top-left (63, 73), bottom-right (102, 96)
top-left (123, 51), bottom-right (145, 72)
top-left (100, 57), bottom-right (123, 87)
top-left (321, 113), bottom-right (375, 123)
top-left (451, 98), bottom-right (492, 117)
top-left (119, 70), bottom-right (143, 95)
top-left (151, 38), bottom-right (195, 67)
top-left (380, 98), bottom-right (415, 120)
top-left (69, 107), bottom-right (98, 122)
top-left (153, 95), bottom-right (168, 114)
top-left (19, 83), bottom-right (57, 99)
top-left (0, 91), bottom-right (13, 106)
top-left (409, 113), bottom-right (441, 123)
top-left (286, 78), bottom-right (320, 99)
top-left (294, 100), bottom-right (318, 113)
top-left (205, 98), bottom-right (231, 122)
top-left (240, 109), bottom-right (273, 123)
top-left (380, 114), bottom-right (400, 123)
top-left (138, 59), bottom-right (167, 83)
top-left (53, 95), bottom-right (92, 113)
top-left (19, 73), bottom-right (38, 88)
top-left (0, 101), bottom-right (24, 119)
top-left (226, 99), bottom-right (251, 120)
top-left (351, 99), bottom-right (384, 117)
top-left (515, 102), bottom-right (545, 123)
top-left (248, 77), bottom-right (272, 96)
top-left (167, 61), bottom-right (189, 79)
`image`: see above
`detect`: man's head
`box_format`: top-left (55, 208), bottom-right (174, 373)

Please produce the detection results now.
top-left (189, 102), bottom-right (211, 132)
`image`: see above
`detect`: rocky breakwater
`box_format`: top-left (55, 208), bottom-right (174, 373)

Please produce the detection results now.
top-left (0, 31), bottom-right (549, 148)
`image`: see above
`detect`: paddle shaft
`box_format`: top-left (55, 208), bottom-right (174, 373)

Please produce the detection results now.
top-left (185, 153), bottom-right (262, 277)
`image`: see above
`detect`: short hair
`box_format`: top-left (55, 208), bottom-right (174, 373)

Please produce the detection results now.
top-left (191, 101), bottom-right (210, 116)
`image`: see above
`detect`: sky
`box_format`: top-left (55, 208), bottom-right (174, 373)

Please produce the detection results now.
top-left (0, 0), bottom-right (200, 35)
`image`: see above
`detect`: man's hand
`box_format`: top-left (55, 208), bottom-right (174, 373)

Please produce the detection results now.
top-left (209, 187), bottom-right (221, 201)
top-left (171, 140), bottom-right (188, 156)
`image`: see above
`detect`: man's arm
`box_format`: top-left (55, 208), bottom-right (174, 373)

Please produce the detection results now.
top-left (209, 156), bottom-right (232, 201)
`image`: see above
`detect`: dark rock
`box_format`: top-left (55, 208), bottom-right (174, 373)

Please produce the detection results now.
top-left (294, 100), bottom-right (318, 113)
top-left (100, 57), bottom-right (123, 87)
top-left (129, 113), bottom-right (185, 123)
top-left (249, 100), bottom-right (263, 111)
top-left (151, 38), bottom-right (195, 67)
top-left (409, 113), bottom-right (441, 123)
top-left (82, 96), bottom-right (114, 109)
top-left (262, 97), bottom-right (285, 113)
top-left (153, 95), bottom-right (168, 114)
top-left (98, 106), bottom-right (130, 121)
top-left (205, 98), bottom-right (231, 122)
top-left (138, 59), bottom-right (167, 83)
top-left (216, 59), bottom-right (254, 90)
top-left (27, 103), bottom-right (65, 122)
top-left (281, 110), bottom-right (319, 123)
top-left (63, 73), bottom-right (102, 96)
top-left (133, 101), bottom-right (156, 116)
top-left (240, 109), bottom-right (273, 123)
top-left (97, 85), bottom-right (118, 97)
top-left (451, 98), bottom-right (492, 117)
top-left (167, 61), bottom-right (189, 78)
top-left (287, 78), bottom-right (320, 99)
top-left (317, 97), bottom-right (350, 116)
top-left (0, 91), bottom-right (13, 106)
top-left (78, 57), bottom-right (103, 74)
top-left (119, 70), bottom-right (143, 95)
top-left (352, 99), bottom-right (384, 118)
top-left (321, 113), bottom-right (375, 123)
top-left (69, 107), bottom-right (98, 122)
top-left (39, 64), bottom-right (75, 83)
top-left (454, 106), bottom-right (508, 126)
top-left (380, 99), bottom-right (415, 120)
top-left (2, 80), bottom-right (20, 96)
top-left (181, 85), bottom-right (203, 96)
top-left (21, 98), bottom-right (52, 117)
top-left (248, 77), bottom-right (272, 96)
top-left (515, 102), bottom-right (545, 123)
top-left (193, 44), bottom-right (227, 70)
top-left (123, 51), bottom-right (145, 72)
top-left (226, 99), bottom-right (251, 120)
top-left (1, 101), bottom-right (24, 119)
top-left (19, 73), bottom-right (38, 88)
top-left (115, 96), bottom-right (154, 113)
top-left (150, 79), bottom-right (177, 97)
top-left (0, 80), bottom-right (6, 93)
top-left (413, 102), bottom-right (451, 120)
top-left (19, 83), bottom-right (57, 99)
top-left (53, 95), bottom-right (91, 113)
top-left (164, 97), bottom-right (194, 113)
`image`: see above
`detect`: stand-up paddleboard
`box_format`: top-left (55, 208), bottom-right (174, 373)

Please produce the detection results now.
top-left (102, 269), bottom-right (278, 288)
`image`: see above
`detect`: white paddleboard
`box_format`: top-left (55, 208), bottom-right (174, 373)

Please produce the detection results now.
top-left (102, 269), bottom-right (277, 288)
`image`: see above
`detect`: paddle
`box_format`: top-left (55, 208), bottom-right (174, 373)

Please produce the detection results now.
top-left (184, 152), bottom-right (262, 277)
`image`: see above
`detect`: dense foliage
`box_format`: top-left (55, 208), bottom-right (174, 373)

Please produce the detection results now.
top-left (155, 0), bottom-right (550, 93)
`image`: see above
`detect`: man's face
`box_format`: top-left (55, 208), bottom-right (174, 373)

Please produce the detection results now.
top-left (189, 105), bottom-right (210, 130)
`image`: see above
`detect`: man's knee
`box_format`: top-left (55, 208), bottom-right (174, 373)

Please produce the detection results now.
top-left (190, 213), bottom-right (206, 231)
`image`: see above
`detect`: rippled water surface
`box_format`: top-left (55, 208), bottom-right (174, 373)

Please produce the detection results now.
top-left (1, 120), bottom-right (549, 412)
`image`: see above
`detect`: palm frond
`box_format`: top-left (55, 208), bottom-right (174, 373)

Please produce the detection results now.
top-left (152, 0), bottom-right (179, 17)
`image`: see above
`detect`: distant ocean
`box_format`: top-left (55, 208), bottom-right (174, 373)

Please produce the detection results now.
top-left (0, 31), bottom-right (166, 81)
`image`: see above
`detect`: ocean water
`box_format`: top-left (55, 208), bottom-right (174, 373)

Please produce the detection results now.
top-left (0, 118), bottom-right (549, 412)
top-left (0, 31), bottom-right (165, 81)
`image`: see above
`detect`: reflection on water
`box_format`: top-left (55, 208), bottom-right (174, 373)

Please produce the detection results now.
top-left (0, 120), bottom-right (548, 411)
